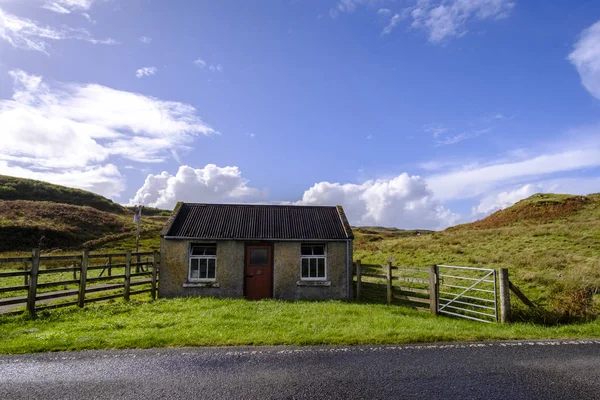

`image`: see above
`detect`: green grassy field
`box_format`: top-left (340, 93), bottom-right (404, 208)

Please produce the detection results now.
top-left (1, 297), bottom-right (599, 354)
top-left (0, 176), bottom-right (599, 353)
top-left (354, 193), bottom-right (600, 321)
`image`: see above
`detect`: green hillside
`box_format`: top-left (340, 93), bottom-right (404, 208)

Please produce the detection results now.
top-left (0, 175), bottom-right (127, 214)
top-left (354, 193), bottom-right (600, 321)
top-left (0, 176), bottom-right (169, 252)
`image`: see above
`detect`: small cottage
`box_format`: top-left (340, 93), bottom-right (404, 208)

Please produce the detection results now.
top-left (159, 203), bottom-right (354, 301)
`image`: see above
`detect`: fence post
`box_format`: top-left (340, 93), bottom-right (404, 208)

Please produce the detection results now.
top-left (429, 264), bottom-right (439, 316)
top-left (386, 262), bottom-right (393, 305)
top-left (78, 250), bottom-right (88, 308)
top-left (108, 256), bottom-right (112, 277)
top-left (151, 250), bottom-right (158, 301)
top-left (23, 261), bottom-right (29, 286)
top-left (356, 260), bottom-right (362, 300)
top-left (27, 248), bottom-right (40, 315)
top-left (499, 268), bottom-right (511, 323)
top-left (124, 250), bottom-right (132, 301)
top-left (73, 260), bottom-right (77, 280)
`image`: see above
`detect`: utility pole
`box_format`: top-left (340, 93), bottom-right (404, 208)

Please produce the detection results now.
top-left (134, 205), bottom-right (142, 271)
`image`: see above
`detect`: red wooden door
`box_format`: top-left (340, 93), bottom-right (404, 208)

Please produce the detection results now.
top-left (245, 245), bottom-right (272, 300)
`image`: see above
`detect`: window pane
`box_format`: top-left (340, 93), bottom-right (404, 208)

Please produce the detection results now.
top-left (192, 245), bottom-right (216, 256)
top-left (207, 258), bottom-right (216, 279)
top-left (309, 258), bottom-right (317, 278)
top-left (250, 248), bottom-right (268, 266)
top-left (199, 258), bottom-right (207, 279)
top-left (312, 245), bottom-right (325, 256)
top-left (301, 258), bottom-right (309, 277)
top-left (317, 258), bottom-right (325, 278)
top-left (301, 246), bottom-right (312, 256)
top-left (190, 259), bottom-right (199, 279)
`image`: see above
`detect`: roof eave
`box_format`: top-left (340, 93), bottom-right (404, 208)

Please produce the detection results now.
top-left (160, 201), bottom-right (185, 237)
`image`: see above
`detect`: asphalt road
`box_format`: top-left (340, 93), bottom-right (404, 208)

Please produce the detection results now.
top-left (1, 340), bottom-right (600, 399)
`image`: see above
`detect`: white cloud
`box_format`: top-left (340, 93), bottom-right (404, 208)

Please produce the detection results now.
top-left (436, 127), bottom-right (491, 145)
top-left (569, 20), bottom-right (600, 100)
top-left (135, 66), bottom-right (157, 78)
top-left (209, 64), bottom-right (223, 72)
top-left (422, 123), bottom-right (448, 138)
top-left (382, 13), bottom-right (402, 35)
top-left (129, 165), bottom-right (264, 209)
top-left (0, 70), bottom-right (217, 198)
top-left (195, 59), bottom-right (223, 72)
top-left (0, 6), bottom-right (116, 54)
top-left (378, 8), bottom-right (391, 16)
top-left (472, 183), bottom-right (540, 216)
top-left (0, 161), bottom-right (123, 199)
top-left (472, 176), bottom-right (600, 218)
top-left (406, 0), bottom-right (514, 41)
top-left (42, 2), bottom-right (71, 14)
top-left (297, 174), bottom-right (460, 230)
top-left (81, 12), bottom-right (95, 24)
top-left (139, 36), bottom-right (152, 44)
top-left (44, 0), bottom-right (94, 12)
top-left (427, 146), bottom-right (600, 201)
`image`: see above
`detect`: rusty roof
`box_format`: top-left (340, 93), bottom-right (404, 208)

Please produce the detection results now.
top-left (162, 203), bottom-right (353, 240)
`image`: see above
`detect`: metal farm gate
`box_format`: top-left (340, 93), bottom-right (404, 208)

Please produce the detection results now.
top-left (435, 265), bottom-right (498, 323)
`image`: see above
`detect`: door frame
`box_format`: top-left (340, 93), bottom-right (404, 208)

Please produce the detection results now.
top-left (244, 242), bottom-right (274, 299)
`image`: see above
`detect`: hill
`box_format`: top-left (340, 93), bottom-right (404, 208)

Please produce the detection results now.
top-left (0, 176), bottom-right (170, 252)
top-left (354, 193), bottom-right (600, 321)
top-left (449, 193), bottom-right (598, 231)
top-left (0, 175), bottom-right (127, 214)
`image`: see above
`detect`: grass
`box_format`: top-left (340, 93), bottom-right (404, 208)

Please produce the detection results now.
top-left (0, 174), bottom-right (126, 214)
top-left (0, 297), bottom-right (599, 354)
top-left (354, 194), bottom-right (600, 319)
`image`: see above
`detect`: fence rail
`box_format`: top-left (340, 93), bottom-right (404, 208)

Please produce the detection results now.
top-left (354, 261), bottom-right (534, 323)
top-left (0, 249), bottom-right (159, 315)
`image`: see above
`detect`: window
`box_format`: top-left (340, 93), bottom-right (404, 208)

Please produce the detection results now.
top-left (189, 244), bottom-right (217, 281)
top-left (300, 244), bottom-right (326, 280)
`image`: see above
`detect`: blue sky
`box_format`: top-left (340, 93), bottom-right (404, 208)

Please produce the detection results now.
top-left (1, 0), bottom-right (600, 229)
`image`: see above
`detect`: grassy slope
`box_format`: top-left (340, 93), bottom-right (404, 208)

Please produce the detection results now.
top-left (1, 298), bottom-right (599, 354)
top-left (354, 193), bottom-right (600, 318)
top-left (0, 175), bottom-right (169, 252)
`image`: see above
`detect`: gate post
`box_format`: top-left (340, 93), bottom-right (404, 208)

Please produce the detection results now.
top-left (429, 264), bottom-right (439, 316)
top-left (78, 250), bottom-right (89, 308)
top-left (356, 260), bottom-right (362, 300)
top-left (27, 248), bottom-right (40, 315)
top-left (124, 251), bottom-right (132, 302)
top-left (499, 268), bottom-right (511, 323)
top-left (386, 262), bottom-right (393, 305)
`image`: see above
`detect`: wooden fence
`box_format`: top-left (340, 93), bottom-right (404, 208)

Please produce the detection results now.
top-left (0, 249), bottom-right (159, 315)
top-left (355, 261), bottom-right (535, 323)
top-left (355, 260), bottom-right (435, 313)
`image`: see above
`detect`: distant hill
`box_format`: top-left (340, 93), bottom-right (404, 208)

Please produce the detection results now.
top-left (353, 192), bottom-right (600, 321)
top-left (0, 175), bottom-right (127, 214)
top-left (0, 175), bottom-right (170, 252)
top-left (449, 193), bottom-right (600, 231)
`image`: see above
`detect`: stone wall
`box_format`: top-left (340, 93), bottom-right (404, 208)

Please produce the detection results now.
top-left (272, 241), bottom-right (349, 300)
top-left (159, 239), bottom-right (351, 300)
top-left (159, 239), bottom-right (245, 298)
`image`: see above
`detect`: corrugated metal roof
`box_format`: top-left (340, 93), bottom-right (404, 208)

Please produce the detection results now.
top-left (163, 203), bottom-right (353, 240)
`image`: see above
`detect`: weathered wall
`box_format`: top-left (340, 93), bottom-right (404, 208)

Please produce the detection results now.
top-left (273, 241), bottom-right (349, 300)
top-left (159, 239), bottom-right (351, 300)
top-left (159, 239), bottom-right (245, 298)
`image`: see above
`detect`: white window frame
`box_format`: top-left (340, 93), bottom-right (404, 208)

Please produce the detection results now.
top-left (188, 244), bottom-right (217, 282)
top-left (300, 244), bottom-right (327, 281)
